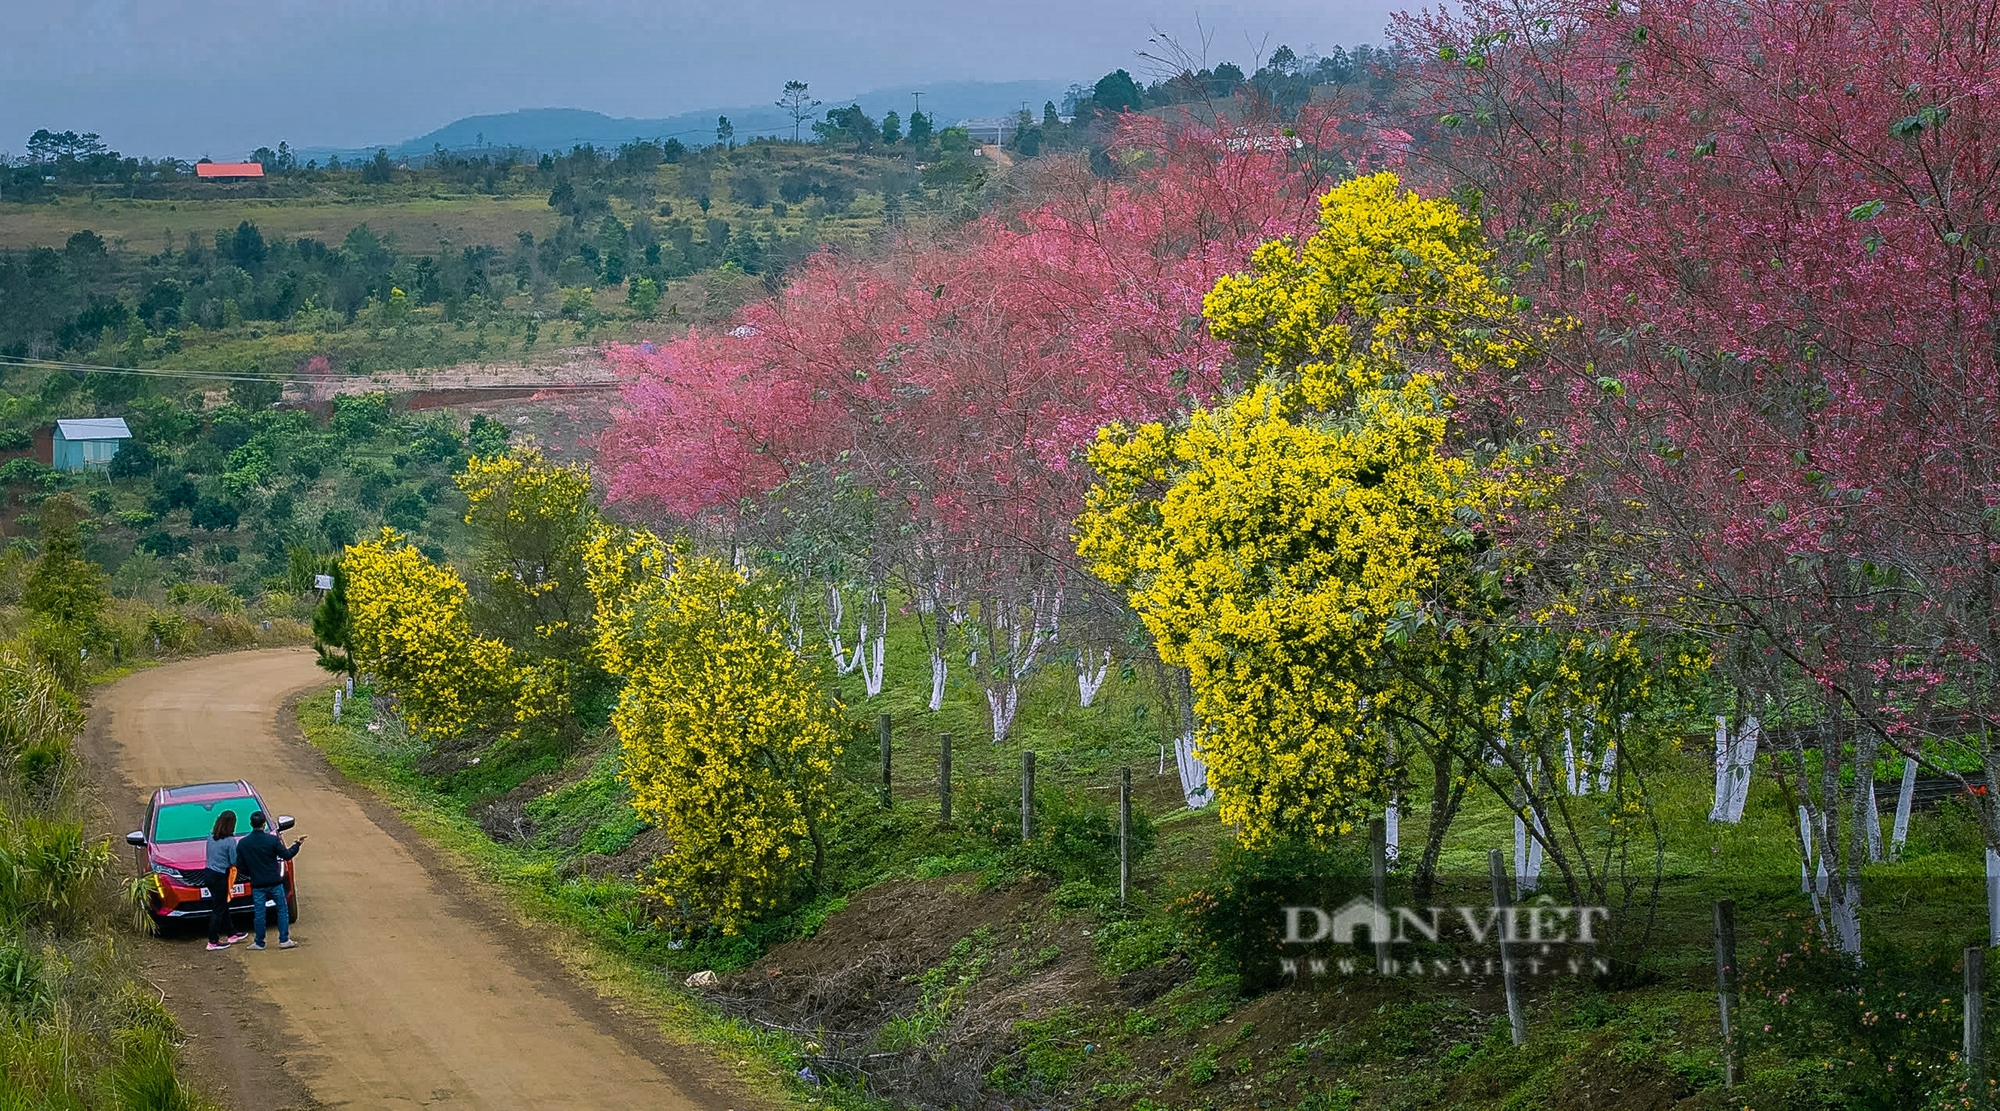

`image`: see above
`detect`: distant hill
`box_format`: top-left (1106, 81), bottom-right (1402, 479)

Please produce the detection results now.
top-left (293, 80), bottom-right (1070, 163)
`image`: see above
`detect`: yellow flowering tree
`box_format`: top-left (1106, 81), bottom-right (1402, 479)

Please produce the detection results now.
top-left (458, 447), bottom-right (606, 742)
top-left (342, 528), bottom-right (519, 739)
top-left (1082, 172), bottom-right (1694, 909)
top-left (586, 529), bottom-right (839, 936)
top-left (1081, 172), bottom-right (1521, 851)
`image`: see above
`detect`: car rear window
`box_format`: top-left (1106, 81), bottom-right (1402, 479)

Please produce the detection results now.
top-left (152, 797), bottom-right (258, 843)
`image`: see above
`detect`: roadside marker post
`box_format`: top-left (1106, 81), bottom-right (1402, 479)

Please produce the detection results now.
top-left (1489, 848), bottom-right (1526, 1046)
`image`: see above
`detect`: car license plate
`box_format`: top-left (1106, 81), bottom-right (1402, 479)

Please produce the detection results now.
top-left (198, 885), bottom-right (249, 898)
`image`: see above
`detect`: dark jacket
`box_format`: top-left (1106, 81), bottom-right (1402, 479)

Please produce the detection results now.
top-left (233, 828), bottom-right (300, 887)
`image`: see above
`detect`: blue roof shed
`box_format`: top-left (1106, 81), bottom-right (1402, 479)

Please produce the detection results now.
top-left (52, 418), bottom-right (131, 472)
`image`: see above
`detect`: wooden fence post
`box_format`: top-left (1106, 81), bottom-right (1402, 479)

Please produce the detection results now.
top-left (1970, 946), bottom-right (1987, 1108)
top-left (1119, 766), bottom-right (1131, 905)
top-left (1489, 848), bottom-right (1526, 1046)
top-left (938, 733), bottom-right (952, 824)
top-left (1714, 899), bottom-right (1737, 1089)
top-left (878, 714), bottom-right (892, 808)
top-left (1370, 817), bottom-right (1390, 972)
top-left (1021, 751), bottom-right (1036, 842)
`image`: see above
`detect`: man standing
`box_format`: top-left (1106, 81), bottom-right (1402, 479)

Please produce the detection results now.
top-left (235, 810), bottom-right (306, 950)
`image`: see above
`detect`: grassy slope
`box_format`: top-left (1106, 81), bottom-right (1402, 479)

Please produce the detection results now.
top-left (293, 603), bottom-right (1993, 1110)
top-left (0, 154), bottom-right (890, 254)
top-left (0, 192), bottom-right (565, 253)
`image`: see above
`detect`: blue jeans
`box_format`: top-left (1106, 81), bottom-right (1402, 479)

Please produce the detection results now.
top-left (251, 883), bottom-right (289, 945)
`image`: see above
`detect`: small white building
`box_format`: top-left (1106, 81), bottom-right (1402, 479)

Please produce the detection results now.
top-left (52, 417), bottom-right (131, 472)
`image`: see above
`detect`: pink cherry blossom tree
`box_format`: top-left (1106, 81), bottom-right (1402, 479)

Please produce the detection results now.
top-left (599, 107), bottom-right (1387, 742)
top-left (1396, 0), bottom-right (2000, 951)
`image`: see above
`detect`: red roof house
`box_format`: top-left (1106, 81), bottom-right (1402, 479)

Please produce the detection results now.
top-left (195, 161), bottom-right (265, 180)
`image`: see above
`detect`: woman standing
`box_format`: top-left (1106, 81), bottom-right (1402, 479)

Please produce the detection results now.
top-left (204, 811), bottom-right (249, 950)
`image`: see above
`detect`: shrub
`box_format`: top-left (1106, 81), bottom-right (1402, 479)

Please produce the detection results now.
top-left (0, 816), bottom-right (111, 931)
top-left (1174, 836), bottom-right (1370, 992)
top-left (166, 581), bottom-right (244, 614)
top-left (136, 530), bottom-right (192, 557)
top-left (189, 498), bottom-right (240, 531)
top-left (108, 439), bottom-right (158, 479)
top-left (1734, 918), bottom-right (1966, 1109)
top-left (0, 459), bottom-right (54, 488)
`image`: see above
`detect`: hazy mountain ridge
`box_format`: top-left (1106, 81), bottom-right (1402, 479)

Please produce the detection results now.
top-left (293, 79), bottom-right (1069, 162)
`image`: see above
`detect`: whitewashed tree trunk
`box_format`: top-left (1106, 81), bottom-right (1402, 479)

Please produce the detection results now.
top-left (1384, 790), bottom-right (1400, 866)
top-left (1723, 717), bottom-right (1759, 822)
top-left (1595, 739), bottom-right (1617, 792)
top-left (1515, 769), bottom-right (1544, 895)
top-left (1864, 777), bottom-right (1884, 863)
top-left (1710, 716), bottom-right (1732, 820)
top-left (979, 588), bottom-right (1060, 746)
top-left (1076, 649), bottom-right (1110, 708)
top-left (1563, 727), bottom-right (1580, 795)
top-left (1797, 804), bottom-right (1816, 896)
top-left (1987, 848), bottom-right (2000, 948)
top-left (855, 589), bottom-right (888, 697)
top-left (987, 685), bottom-right (1021, 745)
top-left (1890, 756), bottom-right (1919, 859)
top-left (783, 594), bottom-right (807, 654)
top-left (825, 585), bottom-right (865, 675)
top-left (1383, 728), bottom-right (1399, 863)
top-left (913, 577), bottom-right (957, 712)
top-left (1710, 716), bottom-right (1759, 824)
top-left (1830, 878), bottom-right (1862, 955)
top-left (1173, 730), bottom-right (1210, 808)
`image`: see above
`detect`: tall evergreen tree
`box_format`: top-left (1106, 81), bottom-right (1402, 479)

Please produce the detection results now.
top-left (313, 561), bottom-right (356, 677)
top-left (24, 494), bottom-right (106, 636)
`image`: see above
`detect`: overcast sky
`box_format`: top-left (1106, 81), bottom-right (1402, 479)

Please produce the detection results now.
top-left (0, 0), bottom-right (1407, 158)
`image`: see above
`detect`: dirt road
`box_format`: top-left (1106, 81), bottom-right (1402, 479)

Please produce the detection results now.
top-left (86, 649), bottom-right (748, 1110)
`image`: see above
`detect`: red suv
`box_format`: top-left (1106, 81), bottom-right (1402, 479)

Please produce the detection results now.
top-left (126, 781), bottom-right (300, 931)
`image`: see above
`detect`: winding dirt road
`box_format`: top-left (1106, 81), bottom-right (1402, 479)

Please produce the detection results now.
top-left (85, 649), bottom-right (750, 1110)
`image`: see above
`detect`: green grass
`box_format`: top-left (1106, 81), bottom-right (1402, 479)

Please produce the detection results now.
top-left (293, 593), bottom-right (2000, 1109)
top-left (295, 686), bottom-right (882, 1110)
top-left (0, 191), bottom-right (566, 253)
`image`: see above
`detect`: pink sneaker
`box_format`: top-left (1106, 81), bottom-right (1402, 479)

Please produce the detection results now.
top-left (227, 933), bottom-right (249, 944)
top-left (206, 941), bottom-right (231, 951)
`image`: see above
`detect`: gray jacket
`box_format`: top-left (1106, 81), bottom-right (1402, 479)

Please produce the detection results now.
top-left (204, 834), bottom-right (239, 875)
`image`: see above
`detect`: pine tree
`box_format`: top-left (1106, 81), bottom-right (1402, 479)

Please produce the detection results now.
top-left (312, 562), bottom-right (355, 677)
top-left (24, 495), bottom-right (106, 635)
